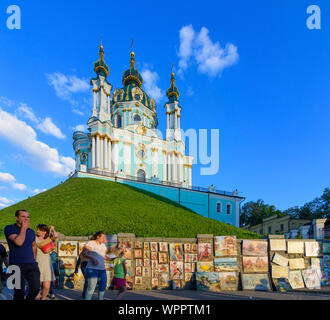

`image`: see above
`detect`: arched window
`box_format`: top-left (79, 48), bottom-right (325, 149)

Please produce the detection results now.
top-left (117, 115), bottom-right (122, 128)
top-left (226, 204), bottom-right (232, 215)
top-left (137, 169), bottom-right (146, 182)
top-left (216, 202), bottom-right (222, 213)
top-left (133, 114), bottom-right (141, 125)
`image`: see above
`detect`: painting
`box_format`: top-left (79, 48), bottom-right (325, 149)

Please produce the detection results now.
top-left (159, 273), bottom-right (170, 287)
top-left (135, 259), bottom-right (142, 267)
top-left (170, 261), bottom-right (184, 280)
top-left (241, 273), bottom-right (271, 291)
top-left (218, 272), bottom-right (238, 291)
top-left (243, 256), bottom-right (268, 273)
top-left (151, 260), bottom-right (158, 270)
top-left (143, 259), bottom-right (150, 267)
top-left (191, 244), bottom-right (198, 253)
top-left (198, 243), bottom-right (212, 261)
top-left (78, 242), bottom-right (86, 255)
top-left (185, 254), bottom-right (192, 263)
top-left (322, 242), bottom-right (330, 254)
top-left (126, 260), bottom-right (132, 275)
top-left (242, 240), bottom-right (268, 257)
top-left (159, 242), bottom-right (168, 252)
top-left (134, 241), bottom-right (142, 248)
top-left (269, 239), bottom-right (287, 252)
top-left (272, 253), bottom-right (289, 267)
top-left (119, 240), bottom-right (132, 249)
top-left (151, 252), bottom-right (158, 261)
top-left (106, 235), bottom-right (117, 243)
top-left (158, 265), bottom-right (169, 273)
top-left (135, 267), bottom-right (142, 276)
top-left (196, 272), bottom-right (221, 292)
top-left (287, 241), bottom-right (304, 254)
top-left (169, 243), bottom-right (184, 261)
top-left (150, 242), bottom-right (158, 252)
top-left (288, 270), bottom-right (305, 289)
top-left (59, 257), bottom-right (76, 270)
top-left (143, 250), bottom-right (150, 259)
top-left (151, 269), bottom-right (158, 279)
top-left (135, 276), bottom-right (142, 285)
top-left (122, 248), bottom-right (132, 260)
top-left (58, 241), bottom-right (78, 257)
top-left (184, 243), bottom-right (191, 253)
top-left (144, 242), bottom-right (150, 251)
top-left (191, 263), bottom-right (196, 272)
top-left (214, 257), bottom-right (239, 272)
top-left (273, 278), bottom-right (293, 292)
top-left (142, 266), bottom-right (150, 277)
top-left (151, 278), bottom-right (158, 288)
top-left (185, 272), bottom-right (193, 282)
top-left (305, 241), bottom-right (321, 257)
top-left (303, 268), bottom-right (321, 289)
top-left (214, 236), bottom-right (237, 257)
top-left (158, 252), bottom-right (168, 264)
top-left (184, 263), bottom-right (192, 273)
top-left (105, 241), bottom-right (117, 255)
top-left (272, 265), bottom-right (289, 279)
top-left (289, 258), bottom-right (305, 270)
top-left (197, 261), bottom-right (214, 273)
top-left (126, 276), bottom-right (134, 290)
top-left (134, 249), bottom-right (142, 259)
top-left (192, 254), bottom-right (198, 262)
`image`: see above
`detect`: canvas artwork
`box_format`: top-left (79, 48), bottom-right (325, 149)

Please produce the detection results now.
top-left (159, 273), bottom-right (170, 287)
top-left (150, 242), bottom-right (158, 252)
top-left (214, 236), bottom-right (237, 257)
top-left (184, 243), bottom-right (191, 253)
top-left (151, 252), bottom-right (158, 261)
top-left (185, 272), bottom-right (193, 282)
top-left (272, 253), bottom-right (289, 267)
top-left (311, 258), bottom-right (322, 269)
top-left (122, 248), bottom-right (132, 260)
top-left (289, 258), bottom-right (305, 270)
top-left (158, 252), bottom-right (168, 264)
top-left (151, 260), bottom-right (158, 269)
top-left (134, 249), bottom-right (143, 259)
top-left (305, 241), bottom-right (321, 257)
top-left (144, 242), bottom-right (150, 251)
top-left (126, 276), bottom-right (134, 290)
top-left (287, 241), bottom-right (304, 254)
top-left (151, 278), bottom-right (158, 288)
top-left (191, 263), bottom-right (196, 272)
top-left (159, 242), bottom-right (168, 252)
top-left (78, 242), bottom-right (86, 255)
top-left (273, 278), bottom-right (293, 292)
top-left (119, 240), bottom-right (132, 249)
top-left (241, 273), bottom-right (271, 291)
top-left (105, 242), bottom-right (117, 255)
top-left (197, 261), bottom-right (214, 273)
top-left (143, 259), bottom-right (150, 267)
top-left (152, 269), bottom-right (158, 279)
top-left (134, 241), bottom-right (142, 248)
top-left (158, 264), bottom-right (169, 273)
top-left (196, 272), bottom-right (221, 292)
top-left (169, 243), bottom-right (184, 261)
top-left (198, 243), bottom-right (212, 261)
top-left (218, 272), bottom-right (238, 291)
top-left (185, 254), bottom-right (192, 263)
top-left (288, 270), bottom-right (305, 289)
top-left (192, 254), bottom-right (198, 262)
top-left (143, 266), bottom-right (150, 277)
top-left (269, 239), bottom-right (287, 252)
top-left (191, 244), bottom-right (198, 253)
top-left (134, 259), bottom-right (142, 267)
top-left (272, 265), bottom-right (289, 279)
top-left (59, 257), bottom-right (76, 269)
top-left (243, 256), bottom-right (268, 273)
top-left (185, 263), bottom-right (192, 273)
top-left (303, 268), bottom-right (321, 289)
top-left (126, 260), bottom-right (132, 276)
top-left (170, 261), bottom-right (184, 280)
top-left (58, 241), bottom-right (78, 257)
top-left (144, 250), bottom-right (150, 259)
top-left (135, 266), bottom-right (142, 276)
top-left (214, 257), bottom-right (239, 272)
top-left (322, 242), bottom-right (330, 254)
top-left (242, 240), bottom-right (268, 257)
top-left (135, 276), bottom-right (142, 285)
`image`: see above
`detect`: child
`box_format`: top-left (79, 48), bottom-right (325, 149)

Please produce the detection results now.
top-left (112, 248), bottom-right (127, 300)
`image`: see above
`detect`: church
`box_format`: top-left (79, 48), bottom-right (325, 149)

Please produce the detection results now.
top-left (73, 44), bottom-right (193, 187)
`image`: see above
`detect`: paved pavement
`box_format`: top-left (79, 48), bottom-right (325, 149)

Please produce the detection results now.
top-left (1, 285), bottom-right (330, 300)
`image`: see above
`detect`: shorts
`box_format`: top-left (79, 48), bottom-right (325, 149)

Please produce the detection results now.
top-left (113, 277), bottom-right (126, 289)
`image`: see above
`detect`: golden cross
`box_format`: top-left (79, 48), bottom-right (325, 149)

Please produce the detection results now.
top-left (131, 38), bottom-right (134, 52)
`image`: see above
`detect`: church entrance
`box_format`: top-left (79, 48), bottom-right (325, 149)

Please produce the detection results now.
top-left (137, 169), bottom-right (146, 182)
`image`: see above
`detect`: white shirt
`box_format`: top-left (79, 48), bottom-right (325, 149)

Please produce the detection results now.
top-left (85, 240), bottom-right (107, 270)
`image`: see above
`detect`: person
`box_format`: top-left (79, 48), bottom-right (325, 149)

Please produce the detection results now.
top-left (112, 248), bottom-right (127, 300)
top-left (82, 231), bottom-right (115, 300)
top-left (35, 224), bottom-right (58, 300)
top-left (0, 243), bottom-right (9, 293)
top-left (48, 251), bottom-right (59, 299)
top-left (4, 209), bottom-right (41, 300)
top-left (74, 249), bottom-right (89, 299)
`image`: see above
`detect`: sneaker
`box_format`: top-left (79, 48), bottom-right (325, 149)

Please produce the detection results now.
top-left (48, 294), bottom-right (56, 300)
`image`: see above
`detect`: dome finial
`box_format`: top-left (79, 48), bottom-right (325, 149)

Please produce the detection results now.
top-left (130, 38), bottom-right (135, 69)
top-left (94, 41), bottom-right (109, 78)
top-left (166, 63), bottom-right (180, 102)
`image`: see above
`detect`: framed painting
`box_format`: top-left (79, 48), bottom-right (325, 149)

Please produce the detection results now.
top-left (151, 278), bottom-right (158, 288)
top-left (198, 243), bottom-right (212, 261)
top-left (122, 248), bottom-right (132, 260)
top-left (273, 278), bottom-right (293, 292)
top-left (196, 272), bottom-right (221, 292)
top-left (243, 256), bottom-right (268, 273)
top-left (134, 241), bottom-right (142, 249)
top-left (143, 259), bottom-right (150, 267)
top-left (169, 243), bottom-right (184, 261)
top-left (184, 263), bottom-right (192, 273)
top-left (287, 241), bottom-right (304, 254)
top-left (144, 242), bottom-right (150, 251)
top-left (214, 236), bottom-right (237, 257)
top-left (143, 250), bottom-right (150, 259)
top-left (151, 260), bottom-right (158, 270)
top-left (135, 276), bottom-right (142, 285)
top-left (150, 242), bottom-right (158, 252)
top-left (242, 240), bottom-right (268, 256)
top-left (152, 269), bottom-right (158, 279)
top-left (158, 252), bottom-right (168, 264)
top-left (192, 254), bottom-right (198, 262)
top-left (269, 239), bottom-right (287, 252)
top-left (289, 258), bottom-right (305, 270)
top-left (272, 253), bottom-right (289, 267)
top-left (105, 241), bottom-right (117, 255)
top-left (197, 261), bottom-right (214, 273)
top-left (214, 257), bottom-right (239, 272)
top-left (135, 266), bottom-right (142, 277)
top-left (271, 265), bottom-right (289, 279)
top-left (126, 276), bottom-right (134, 290)
top-left (142, 266), bottom-right (150, 277)
top-left (135, 259), bottom-right (142, 267)
top-left (119, 240), bottom-right (132, 249)
top-left (184, 243), bottom-right (191, 253)
top-left (241, 273), bottom-right (271, 291)
top-left (159, 273), bottom-right (170, 287)
top-left (150, 252), bottom-right (158, 261)
top-left (158, 264), bottom-right (169, 273)
top-left (170, 261), bottom-right (184, 280)
top-left (218, 272), bottom-right (238, 291)
top-left (159, 242), bottom-right (168, 252)
top-left (303, 268), bottom-right (321, 289)
top-left (185, 253), bottom-right (192, 263)
top-left (185, 272), bottom-right (193, 282)
top-left (288, 270), bottom-right (305, 289)
top-left (191, 244), bottom-right (198, 253)
top-left (58, 241), bottom-right (78, 257)
top-left (134, 249), bottom-right (143, 259)
top-left (305, 241), bottom-right (321, 257)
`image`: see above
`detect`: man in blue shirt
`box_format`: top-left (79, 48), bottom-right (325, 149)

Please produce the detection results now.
top-left (4, 209), bottom-right (40, 300)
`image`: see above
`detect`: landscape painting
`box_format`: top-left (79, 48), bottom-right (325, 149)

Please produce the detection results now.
top-left (241, 273), bottom-right (271, 291)
top-left (198, 243), bottom-right (212, 261)
top-left (242, 240), bottom-right (268, 256)
top-left (218, 272), bottom-right (238, 291)
top-left (214, 257), bottom-right (239, 272)
top-left (196, 272), bottom-right (221, 292)
top-left (243, 256), bottom-right (268, 273)
top-left (305, 241), bottom-right (321, 257)
top-left (287, 241), bottom-right (304, 254)
top-left (269, 239), bottom-right (287, 252)
top-left (214, 236), bottom-right (237, 257)
top-left (271, 265), bottom-right (289, 279)
top-left (288, 270), bottom-right (305, 289)
top-left (272, 253), bottom-right (289, 267)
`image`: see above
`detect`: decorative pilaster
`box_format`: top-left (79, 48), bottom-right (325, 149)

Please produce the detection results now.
top-left (92, 136), bottom-right (96, 168)
top-left (96, 135), bottom-right (100, 168)
top-left (162, 150), bottom-right (167, 182)
top-left (103, 138), bottom-right (108, 170)
top-left (108, 139), bottom-right (112, 171)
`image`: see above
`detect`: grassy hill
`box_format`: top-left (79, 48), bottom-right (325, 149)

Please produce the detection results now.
top-left (0, 178), bottom-right (260, 239)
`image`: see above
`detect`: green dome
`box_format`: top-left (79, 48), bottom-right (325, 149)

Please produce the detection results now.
top-left (166, 72), bottom-right (180, 103)
top-left (122, 52), bottom-right (143, 88)
top-left (93, 45), bottom-right (110, 77)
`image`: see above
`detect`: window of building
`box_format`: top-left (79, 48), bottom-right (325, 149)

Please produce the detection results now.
top-left (117, 115), bottom-right (122, 128)
top-left (216, 202), bottom-right (222, 213)
top-left (226, 204), bottom-right (231, 215)
top-left (268, 226), bottom-right (272, 234)
top-left (280, 224), bottom-right (284, 232)
top-left (133, 114), bottom-right (141, 125)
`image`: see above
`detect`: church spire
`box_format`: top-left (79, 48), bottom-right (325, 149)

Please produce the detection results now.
top-left (93, 41), bottom-right (110, 78)
top-left (166, 64), bottom-right (180, 102)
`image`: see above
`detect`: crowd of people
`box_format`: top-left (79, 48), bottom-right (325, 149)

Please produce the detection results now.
top-left (1, 209), bottom-right (127, 300)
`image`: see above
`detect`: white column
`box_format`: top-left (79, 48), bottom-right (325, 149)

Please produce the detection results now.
top-left (124, 142), bottom-right (131, 176)
top-left (189, 166), bottom-right (192, 187)
top-left (178, 155), bottom-right (182, 183)
top-left (104, 138), bottom-right (108, 170)
top-left (96, 135), bottom-right (100, 168)
top-left (162, 151), bottom-right (167, 182)
top-left (123, 111), bottom-right (126, 127)
top-left (173, 153), bottom-right (177, 183)
top-left (108, 140), bottom-right (112, 171)
top-left (152, 149), bottom-right (157, 177)
top-left (128, 110), bottom-right (131, 125)
top-left (167, 113), bottom-right (170, 129)
top-left (174, 111), bottom-right (177, 129)
top-left (100, 138), bottom-right (104, 169)
top-left (178, 115), bottom-right (181, 129)
top-left (167, 153), bottom-right (172, 182)
top-left (112, 141), bottom-right (118, 173)
top-left (92, 136), bottom-right (95, 168)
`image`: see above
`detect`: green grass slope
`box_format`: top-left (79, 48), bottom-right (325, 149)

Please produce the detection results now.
top-left (0, 178), bottom-right (260, 239)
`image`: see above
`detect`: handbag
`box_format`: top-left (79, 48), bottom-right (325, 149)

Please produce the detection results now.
top-left (37, 229), bottom-right (57, 254)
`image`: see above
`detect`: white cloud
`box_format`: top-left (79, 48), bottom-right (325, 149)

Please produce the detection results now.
top-left (0, 108), bottom-right (74, 176)
top-left (0, 171), bottom-right (27, 191)
top-left (17, 103), bottom-right (39, 123)
top-left (37, 117), bottom-right (66, 139)
top-left (141, 69), bottom-right (165, 103)
top-left (0, 196), bottom-right (14, 208)
top-left (33, 188), bottom-right (47, 195)
top-left (72, 124), bottom-right (88, 132)
top-left (177, 25), bottom-right (239, 77)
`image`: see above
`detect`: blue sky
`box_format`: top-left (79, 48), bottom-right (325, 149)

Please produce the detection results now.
top-left (0, 0), bottom-right (329, 211)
